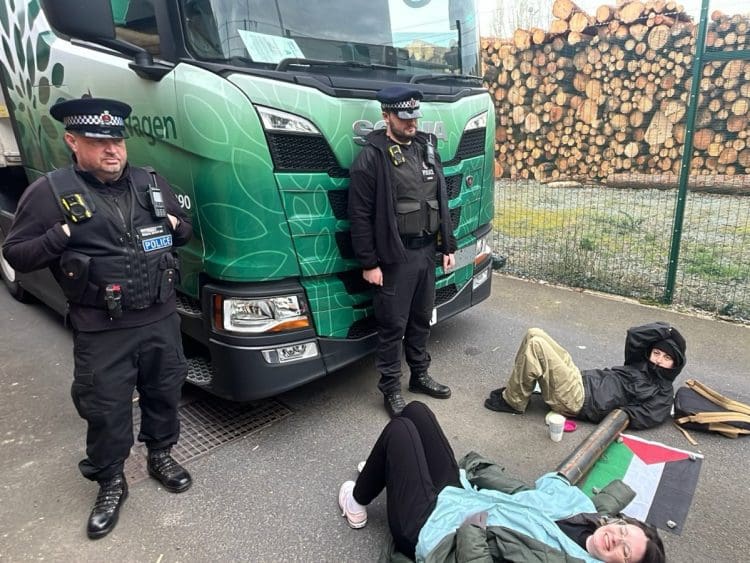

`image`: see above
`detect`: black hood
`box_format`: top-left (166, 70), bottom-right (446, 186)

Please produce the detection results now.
top-left (647, 326), bottom-right (686, 381)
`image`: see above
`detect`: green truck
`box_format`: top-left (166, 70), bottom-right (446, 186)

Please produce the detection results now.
top-left (0, 0), bottom-right (495, 401)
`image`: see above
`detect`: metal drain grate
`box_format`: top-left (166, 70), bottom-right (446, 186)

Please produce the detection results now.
top-left (124, 396), bottom-right (293, 484)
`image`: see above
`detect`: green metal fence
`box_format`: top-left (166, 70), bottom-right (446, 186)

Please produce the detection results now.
top-left (486, 0), bottom-right (750, 323)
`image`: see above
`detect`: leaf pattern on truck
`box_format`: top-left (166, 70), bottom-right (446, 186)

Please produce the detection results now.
top-left (0, 0), bottom-right (67, 173)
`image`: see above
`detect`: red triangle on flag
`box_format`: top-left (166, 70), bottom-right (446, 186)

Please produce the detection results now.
top-left (621, 435), bottom-right (691, 464)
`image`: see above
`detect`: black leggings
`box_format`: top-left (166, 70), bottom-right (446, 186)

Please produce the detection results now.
top-left (353, 401), bottom-right (460, 558)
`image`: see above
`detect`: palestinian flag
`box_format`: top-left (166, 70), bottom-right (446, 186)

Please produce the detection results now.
top-left (579, 434), bottom-right (703, 534)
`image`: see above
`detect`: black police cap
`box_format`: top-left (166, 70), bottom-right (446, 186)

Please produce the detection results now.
top-left (50, 97), bottom-right (132, 139)
top-left (376, 86), bottom-right (423, 119)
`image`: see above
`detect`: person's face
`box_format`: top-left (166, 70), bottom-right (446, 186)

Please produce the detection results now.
top-left (586, 521), bottom-right (648, 563)
top-left (64, 132), bottom-right (127, 183)
top-left (383, 111), bottom-right (418, 144)
top-left (649, 348), bottom-right (675, 369)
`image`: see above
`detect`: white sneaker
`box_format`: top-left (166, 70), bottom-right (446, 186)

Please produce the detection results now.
top-left (338, 480), bottom-right (367, 529)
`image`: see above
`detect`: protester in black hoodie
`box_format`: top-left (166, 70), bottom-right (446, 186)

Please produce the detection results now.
top-left (484, 322), bottom-right (686, 429)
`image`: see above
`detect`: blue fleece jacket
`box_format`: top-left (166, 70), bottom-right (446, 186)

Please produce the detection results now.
top-left (415, 471), bottom-right (602, 562)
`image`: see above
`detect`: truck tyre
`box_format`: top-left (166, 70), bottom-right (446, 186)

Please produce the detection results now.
top-left (0, 250), bottom-right (30, 302)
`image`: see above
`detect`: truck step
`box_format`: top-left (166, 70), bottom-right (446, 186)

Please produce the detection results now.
top-left (187, 356), bottom-right (213, 386)
top-left (176, 293), bottom-right (202, 317)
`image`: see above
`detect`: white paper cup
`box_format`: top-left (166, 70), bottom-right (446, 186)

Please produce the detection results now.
top-left (548, 413), bottom-right (565, 442)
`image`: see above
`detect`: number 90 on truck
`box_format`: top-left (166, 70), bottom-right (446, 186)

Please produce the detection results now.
top-left (0, 0), bottom-right (495, 401)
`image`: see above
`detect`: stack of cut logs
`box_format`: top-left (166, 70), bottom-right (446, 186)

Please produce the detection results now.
top-left (482, 0), bottom-right (750, 188)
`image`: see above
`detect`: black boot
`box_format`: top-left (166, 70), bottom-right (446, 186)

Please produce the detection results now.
top-left (87, 474), bottom-right (128, 539)
top-left (408, 372), bottom-right (452, 399)
top-left (147, 448), bottom-right (192, 493)
top-left (383, 390), bottom-right (406, 418)
top-left (484, 387), bottom-right (523, 414)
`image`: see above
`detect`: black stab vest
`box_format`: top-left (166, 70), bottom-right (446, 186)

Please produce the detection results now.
top-left (48, 166), bottom-right (178, 311)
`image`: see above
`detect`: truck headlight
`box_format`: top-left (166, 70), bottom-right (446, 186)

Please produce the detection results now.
top-left (214, 294), bottom-right (311, 333)
top-left (255, 106), bottom-right (321, 135)
top-left (474, 234), bottom-right (492, 267)
top-left (464, 111), bottom-right (487, 131)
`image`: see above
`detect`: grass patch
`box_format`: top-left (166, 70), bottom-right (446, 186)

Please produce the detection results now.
top-left (683, 247), bottom-right (750, 281)
top-left (493, 181), bottom-right (749, 322)
top-left (494, 205), bottom-right (579, 234)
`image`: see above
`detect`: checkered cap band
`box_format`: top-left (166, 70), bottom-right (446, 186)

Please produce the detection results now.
top-left (63, 111), bottom-right (125, 128)
top-left (382, 98), bottom-right (421, 111)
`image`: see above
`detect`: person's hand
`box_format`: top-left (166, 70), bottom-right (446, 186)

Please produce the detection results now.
top-left (443, 253), bottom-right (455, 272)
top-left (362, 267), bottom-right (383, 286)
top-left (61, 223), bottom-right (70, 237)
top-left (462, 510), bottom-right (488, 529)
top-left (167, 213), bottom-right (179, 231)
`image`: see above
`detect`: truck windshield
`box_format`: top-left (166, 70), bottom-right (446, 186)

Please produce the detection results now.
top-left (179, 0), bottom-right (480, 78)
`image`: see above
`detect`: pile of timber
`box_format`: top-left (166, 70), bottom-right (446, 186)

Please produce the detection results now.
top-left (482, 0), bottom-right (750, 188)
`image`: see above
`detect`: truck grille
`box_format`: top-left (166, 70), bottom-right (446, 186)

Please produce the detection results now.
top-left (337, 270), bottom-right (372, 295)
top-left (335, 231), bottom-right (355, 259)
top-left (443, 128), bottom-right (486, 167)
top-left (445, 174), bottom-right (462, 200)
top-left (450, 207), bottom-right (462, 231)
top-left (347, 316), bottom-right (378, 339)
top-left (345, 282), bottom-right (460, 339)
top-left (267, 132), bottom-right (347, 176)
top-left (327, 189), bottom-right (349, 220)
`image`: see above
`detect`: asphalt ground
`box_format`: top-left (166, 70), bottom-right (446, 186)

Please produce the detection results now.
top-left (1, 274), bottom-right (748, 562)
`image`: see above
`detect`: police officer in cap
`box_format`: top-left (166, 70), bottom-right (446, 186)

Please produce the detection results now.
top-left (348, 86), bottom-right (457, 418)
top-left (3, 97), bottom-right (193, 539)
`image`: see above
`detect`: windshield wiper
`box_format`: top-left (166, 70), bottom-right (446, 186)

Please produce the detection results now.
top-left (275, 58), bottom-right (400, 72)
top-left (410, 74), bottom-right (483, 85)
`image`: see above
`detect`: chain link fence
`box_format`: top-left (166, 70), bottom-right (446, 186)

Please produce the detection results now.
top-left (483, 0), bottom-right (750, 323)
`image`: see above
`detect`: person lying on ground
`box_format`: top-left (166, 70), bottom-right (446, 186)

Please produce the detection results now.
top-left (484, 322), bottom-right (686, 430)
top-left (337, 401), bottom-right (665, 562)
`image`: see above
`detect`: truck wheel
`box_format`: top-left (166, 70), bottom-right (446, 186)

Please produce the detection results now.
top-left (0, 250), bottom-right (29, 302)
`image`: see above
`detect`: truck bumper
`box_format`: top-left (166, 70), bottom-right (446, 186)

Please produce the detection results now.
top-left (187, 262), bottom-right (491, 402)
top-left (198, 330), bottom-right (377, 402)
top-left (436, 261), bottom-right (492, 324)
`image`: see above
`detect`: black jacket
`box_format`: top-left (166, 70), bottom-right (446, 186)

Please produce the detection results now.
top-left (578, 322), bottom-right (687, 429)
top-left (348, 129), bottom-right (457, 269)
top-left (3, 164), bottom-right (192, 331)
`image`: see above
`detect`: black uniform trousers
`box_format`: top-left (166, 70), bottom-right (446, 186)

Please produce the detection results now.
top-left (353, 401), bottom-right (460, 559)
top-left (71, 312), bottom-right (187, 481)
top-left (374, 241), bottom-right (436, 394)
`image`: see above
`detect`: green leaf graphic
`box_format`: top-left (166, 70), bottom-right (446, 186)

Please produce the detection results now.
top-left (51, 62), bottom-right (63, 86)
top-left (28, 0), bottom-right (40, 24)
top-left (2, 37), bottom-right (14, 72)
top-left (14, 24), bottom-right (24, 69)
top-left (38, 76), bottom-right (50, 104)
top-left (25, 36), bottom-right (34, 84)
top-left (35, 32), bottom-right (49, 71)
top-left (0, 1), bottom-right (8, 35)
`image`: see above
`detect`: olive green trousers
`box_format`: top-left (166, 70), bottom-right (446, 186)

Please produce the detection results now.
top-left (502, 328), bottom-right (585, 416)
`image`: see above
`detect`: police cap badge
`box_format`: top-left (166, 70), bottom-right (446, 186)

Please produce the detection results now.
top-left (50, 97), bottom-right (132, 139)
top-left (377, 86), bottom-right (424, 120)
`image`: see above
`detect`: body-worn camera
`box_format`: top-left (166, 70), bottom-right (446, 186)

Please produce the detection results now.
top-left (60, 193), bottom-right (93, 223)
top-left (388, 144), bottom-right (406, 167)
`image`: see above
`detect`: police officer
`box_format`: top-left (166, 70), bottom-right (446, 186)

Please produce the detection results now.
top-left (3, 97), bottom-right (193, 539)
top-left (348, 86), bottom-right (457, 418)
